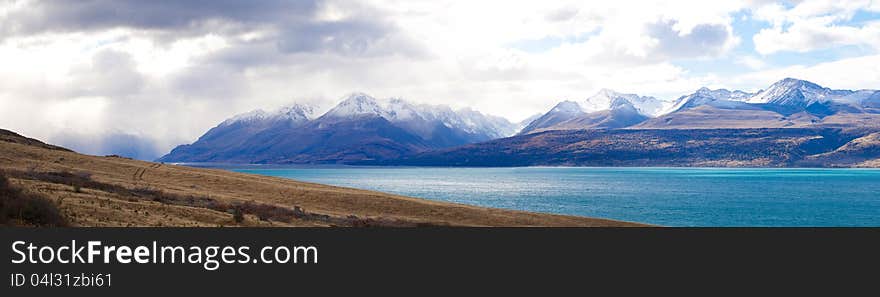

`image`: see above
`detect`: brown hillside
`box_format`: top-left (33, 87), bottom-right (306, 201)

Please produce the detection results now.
top-left (0, 129), bottom-right (641, 227)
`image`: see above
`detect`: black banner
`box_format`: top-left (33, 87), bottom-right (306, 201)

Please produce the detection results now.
top-left (1, 228), bottom-right (878, 295)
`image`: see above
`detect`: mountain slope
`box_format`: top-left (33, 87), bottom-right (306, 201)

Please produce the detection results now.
top-left (537, 99), bottom-right (649, 131)
top-left (804, 132), bottom-right (880, 167)
top-left (520, 89), bottom-right (665, 135)
top-left (519, 101), bottom-right (585, 134)
top-left (248, 115), bottom-right (432, 163)
top-left (372, 128), bottom-right (873, 167)
top-left (158, 103), bottom-right (315, 163)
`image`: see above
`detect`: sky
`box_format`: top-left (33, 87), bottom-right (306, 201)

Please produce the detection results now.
top-left (1, 0), bottom-right (879, 160)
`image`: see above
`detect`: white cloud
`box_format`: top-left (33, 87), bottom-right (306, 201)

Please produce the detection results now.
top-left (738, 55), bottom-right (767, 70)
top-left (752, 0), bottom-right (880, 54)
top-left (731, 53), bottom-right (880, 91)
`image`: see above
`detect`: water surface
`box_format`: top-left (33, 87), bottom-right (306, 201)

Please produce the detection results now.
top-left (223, 166), bottom-right (880, 226)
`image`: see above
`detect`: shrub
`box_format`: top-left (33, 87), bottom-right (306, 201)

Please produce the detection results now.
top-left (0, 173), bottom-right (68, 227)
top-left (232, 206), bottom-right (244, 223)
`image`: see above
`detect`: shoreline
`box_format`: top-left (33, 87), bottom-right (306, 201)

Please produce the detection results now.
top-left (171, 161), bottom-right (880, 170)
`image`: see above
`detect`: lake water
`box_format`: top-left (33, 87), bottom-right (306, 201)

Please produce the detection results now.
top-left (224, 167), bottom-right (880, 226)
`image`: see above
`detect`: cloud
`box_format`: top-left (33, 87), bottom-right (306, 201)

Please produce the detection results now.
top-left (737, 55), bottom-right (767, 70)
top-left (0, 0), bottom-right (418, 57)
top-left (67, 50), bottom-right (145, 97)
top-left (545, 7), bottom-right (580, 22)
top-left (0, 0), bottom-right (317, 37)
top-left (646, 20), bottom-right (738, 59)
top-left (50, 132), bottom-right (163, 160)
top-left (751, 0), bottom-right (880, 54)
top-left (731, 53), bottom-right (880, 91)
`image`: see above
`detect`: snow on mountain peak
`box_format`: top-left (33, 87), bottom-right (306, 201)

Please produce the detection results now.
top-left (747, 78), bottom-right (836, 106)
top-left (323, 92), bottom-right (387, 118)
top-left (662, 87), bottom-right (756, 114)
top-left (551, 100), bottom-right (586, 114)
top-left (276, 103), bottom-right (315, 121)
top-left (221, 102), bottom-right (317, 127)
top-left (318, 92), bottom-right (518, 138)
top-left (584, 89), bottom-right (664, 116)
top-left (221, 109), bottom-right (270, 126)
top-left (384, 98), bottom-right (423, 121)
top-left (609, 97), bottom-right (637, 111)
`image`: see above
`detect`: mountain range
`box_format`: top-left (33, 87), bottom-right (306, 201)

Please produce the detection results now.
top-left (522, 78), bottom-right (880, 133)
top-left (159, 78), bottom-right (880, 167)
top-left (158, 93), bottom-right (518, 164)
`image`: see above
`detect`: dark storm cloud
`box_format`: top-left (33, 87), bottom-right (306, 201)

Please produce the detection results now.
top-left (276, 18), bottom-right (392, 54)
top-left (2, 0), bottom-right (318, 35)
top-left (50, 132), bottom-right (162, 161)
top-left (2, 0), bottom-right (417, 57)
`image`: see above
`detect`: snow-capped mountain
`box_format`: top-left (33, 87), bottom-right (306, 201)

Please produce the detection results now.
top-left (158, 92), bottom-right (517, 164)
top-left (221, 103), bottom-right (315, 126)
top-left (519, 89), bottom-right (663, 135)
top-left (158, 79), bottom-right (880, 164)
top-left (584, 89), bottom-right (666, 116)
top-left (746, 78), bottom-right (854, 107)
top-left (641, 78), bottom-right (880, 129)
top-left (319, 93), bottom-right (518, 141)
top-left (158, 103), bottom-right (318, 163)
top-left (518, 101), bottom-right (586, 135)
top-left (321, 92), bottom-right (387, 119)
top-left (519, 95), bottom-right (656, 135)
top-left (664, 87), bottom-right (754, 114)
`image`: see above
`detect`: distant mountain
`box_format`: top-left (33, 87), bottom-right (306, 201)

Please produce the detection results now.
top-left (664, 87), bottom-right (753, 114)
top-left (519, 89), bottom-right (663, 134)
top-left (583, 89), bottom-right (666, 116)
top-left (158, 103), bottom-right (316, 162)
top-left (747, 78), bottom-right (847, 107)
top-left (371, 128), bottom-right (874, 167)
top-left (158, 93), bottom-right (517, 164)
top-left (368, 78), bottom-right (880, 168)
top-left (519, 101), bottom-right (585, 135)
top-left (641, 78), bottom-right (880, 129)
top-left (158, 78), bottom-right (880, 167)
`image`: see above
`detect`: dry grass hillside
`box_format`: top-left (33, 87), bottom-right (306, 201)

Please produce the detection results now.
top-left (0, 129), bottom-right (641, 227)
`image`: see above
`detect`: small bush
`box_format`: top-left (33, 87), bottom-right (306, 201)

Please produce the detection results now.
top-left (232, 206), bottom-right (244, 223)
top-left (0, 173), bottom-right (68, 227)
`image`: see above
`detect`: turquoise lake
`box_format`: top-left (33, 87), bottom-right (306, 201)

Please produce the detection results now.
top-left (224, 167), bottom-right (880, 226)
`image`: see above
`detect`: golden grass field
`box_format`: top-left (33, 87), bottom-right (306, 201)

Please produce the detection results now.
top-left (0, 129), bottom-right (643, 227)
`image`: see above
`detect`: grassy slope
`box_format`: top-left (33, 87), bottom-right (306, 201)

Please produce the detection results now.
top-left (0, 129), bottom-right (641, 227)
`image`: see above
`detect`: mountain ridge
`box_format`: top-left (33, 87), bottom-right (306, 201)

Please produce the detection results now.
top-left (158, 92), bottom-right (519, 164)
top-left (158, 78), bottom-right (880, 166)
